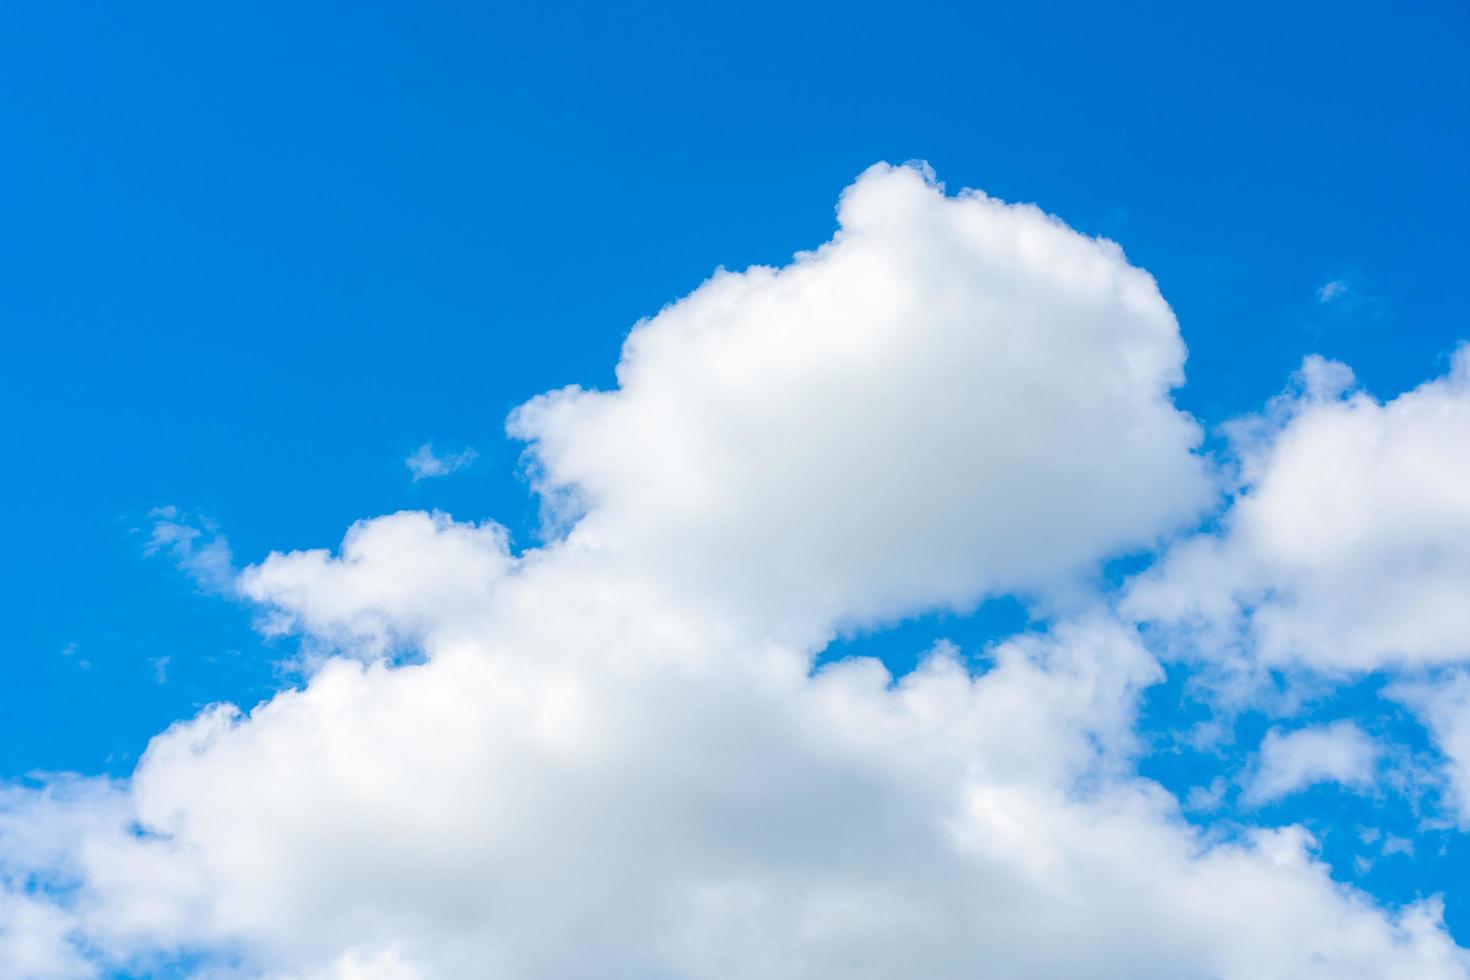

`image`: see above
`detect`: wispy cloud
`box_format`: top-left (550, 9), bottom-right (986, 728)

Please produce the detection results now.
top-left (59, 641), bottom-right (91, 670)
top-left (148, 656), bottom-right (171, 685)
top-left (1315, 277), bottom-right (1376, 315)
top-left (144, 506), bottom-right (237, 594)
top-left (405, 443), bottom-right (478, 481)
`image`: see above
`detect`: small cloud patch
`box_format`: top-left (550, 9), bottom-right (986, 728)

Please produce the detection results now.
top-left (405, 444), bottom-right (478, 481)
top-left (144, 506), bottom-right (237, 595)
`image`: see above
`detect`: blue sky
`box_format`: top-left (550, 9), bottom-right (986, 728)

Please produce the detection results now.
top-left (3, 2), bottom-right (1470, 976)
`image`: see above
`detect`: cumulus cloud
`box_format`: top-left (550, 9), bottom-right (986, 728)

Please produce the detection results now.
top-left (1244, 721), bottom-right (1382, 805)
top-left (4, 602), bottom-right (1463, 979)
top-left (1, 164), bottom-right (1464, 979)
top-left (1124, 344), bottom-right (1470, 846)
top-left (0, 890), bottom-right (91, 980)
top-left (405, 444), bottom-right (477, 481)
top-left (1126, 346), bottom-right (1470, 673)
top-left (511, 163), bottom-right (1210, 641)
top-left (238, 511), bottom-right (514, 658)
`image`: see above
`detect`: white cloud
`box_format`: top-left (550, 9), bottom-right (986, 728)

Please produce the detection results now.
top-left (282, 947), bottom-right (426, 980)
top-left (1317, 279), bottom-right (1348, 303)
top-left (1244, 721), bottom-right (1382, 805)
top-left (0, 889), bottom-right (92, 980)
top-left (1383, 835), bottom-right (1415, 858)
top-left (405, 444), bottom-right (477, 481)
top-left (59, 642), bottom-right (91, 671)
top-left (4, 605), bottom-right (1464, 979)
top-left (511, 162), bottom-right (1211, 642)
top-left (1124, 344), bottom-right (1470, 840)
top-left (1390, 673), bottom-right (1470, 826)
top-left (1184, 777), bottom-right (1227, 813)
top-left (238, 510), bottom-right (513, 659)
top-left (144, 507), bottom-right (238, 595)
top-left (1126, 345), bottom-right (1470, 673)
top-left (1, 163), bottom-right (1464, 979)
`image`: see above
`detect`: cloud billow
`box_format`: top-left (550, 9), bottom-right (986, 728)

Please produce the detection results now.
top-left (511, 163), bottom-right (1211, 641)
top-left (2, 164), bottom-right (1468, 980)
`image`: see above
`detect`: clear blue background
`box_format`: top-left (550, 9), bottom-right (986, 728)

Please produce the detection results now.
top-left (3, 0), bottom-right (1467, 941)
